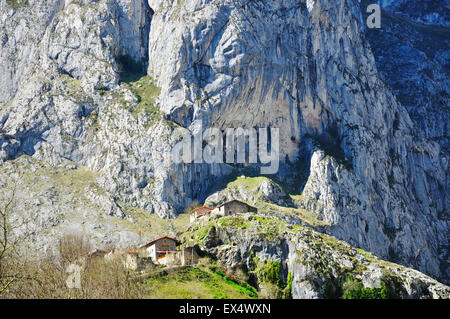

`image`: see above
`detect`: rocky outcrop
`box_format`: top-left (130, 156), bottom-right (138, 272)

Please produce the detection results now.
top-left (204, 176), bottom-right (293, 208)
top-left (183, 213), bottom-right (450, 299)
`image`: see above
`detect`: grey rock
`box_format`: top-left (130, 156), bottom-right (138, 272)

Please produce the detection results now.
top-left (0, 0), bottom-right (448, 285)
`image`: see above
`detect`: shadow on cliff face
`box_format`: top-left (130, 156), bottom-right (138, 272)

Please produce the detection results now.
top-left (116, 54), bottom-right (147, 83)
top-left (196, 120), bottom-right (352, 204)
top-left (360, 2), bottom-right (450, 151)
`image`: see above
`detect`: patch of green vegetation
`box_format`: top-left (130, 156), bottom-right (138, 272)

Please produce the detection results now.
top-left (283, 272), bottom-right (293, 299)
top-left (47, 74), bottom-right (93, 104)
top-left (252, 257), bottom-right (282, 287)
top-left (356, 248), bottom-right (374, 260)
top-left (355, 247), bottom-right (406, 272)
top-left (18, 158), bottom-right (101, 200)
top-left (209, 267), bottom-right (258, 298)
top-left (125, 75), bottom-right (162, 119)
top-left (100, 74), bottom-right (163, 128)
top-left (323, 276), bottom-right (342, 299)
top-left (6, 0), bottom-right (28, 9)
top-left (115, 203), bottom-right (191, 240)
top-left (226, 176), bottom-right (270, 191)
top-left (94, 55), bottom-right (162, 127)
top-left (206, 168), bottom-right (262, 193)
top-left (182, 221), bottom-right (215, 245)
top-left (289, 194), bottom-right (308, 202)
top-left (323, 273), bottom-right (400, 300)
top-left (217, 216), bottom-right (249, 229)
top-left (258, 201), bottom-right (330, 228)
top-left (252, 215), bottom-right (291, 240)
top-left (249, 255), bottom-right (292, 299)
top-left (341, 275), bottom-right (389, 299)
top-left (141, 265), bottom-right (257, 299)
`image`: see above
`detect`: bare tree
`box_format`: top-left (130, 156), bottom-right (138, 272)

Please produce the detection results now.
top-left (0, 182), bottom-right (33, 296)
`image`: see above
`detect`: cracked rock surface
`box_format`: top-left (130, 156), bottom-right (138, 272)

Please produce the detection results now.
top-left (0, 0), bottom-right (448, 286)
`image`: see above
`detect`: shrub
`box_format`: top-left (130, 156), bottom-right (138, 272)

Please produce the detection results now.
top-left (341, 275), bottom-right (389, 299)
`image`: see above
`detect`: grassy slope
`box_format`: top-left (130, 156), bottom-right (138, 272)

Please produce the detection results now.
top-left (141, 265), bottom-right (258, 299)
top-left (219, 176), bottom-right (330, 228)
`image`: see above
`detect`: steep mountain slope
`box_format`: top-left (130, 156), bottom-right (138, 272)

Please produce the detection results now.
top-left (363, 0), bottom-right (450, 151)
top-left (379, 0), bottom-right (449, 27)
top-left (183, 213), bottom-right (450, 299)
top-left (0, 0), bottom-right (448, 287)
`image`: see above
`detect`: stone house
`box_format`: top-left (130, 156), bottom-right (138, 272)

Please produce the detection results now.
top-left (211, 199), bottom-right (257, 218)
top-left (138, 236), bottom-right (200, 267)
top-left (139, 236), bottom-right (181, 262)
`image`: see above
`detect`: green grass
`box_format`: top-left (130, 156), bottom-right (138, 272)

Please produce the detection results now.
top-left (217, 216), bottom-right (249, 229)
top-left (6, 0), bottom-right (28, 9)
top-left (113, 205), bottom-right (192, 240)
top-left (209, 268), bottom-right (258, 298)
top-left (124, 75), bottom-right (162, 119)
top-left (226, 176), bottom-right (270, 191)
top-left (257, 201), bottom-right (330, 228)
top-left (141, 265), bottom-right (257, 299)
top-left (13, 156), bottom-right (101, 200)
top-left (209, 174), bottom-right (329, 228)
top-left (341, 275), bottom-right (392, 299)
top-left (100, 74), bottom-right (162, 127)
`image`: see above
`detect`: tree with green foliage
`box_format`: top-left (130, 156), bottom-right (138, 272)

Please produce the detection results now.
top-left (341, 275), bottom-right (389, 299)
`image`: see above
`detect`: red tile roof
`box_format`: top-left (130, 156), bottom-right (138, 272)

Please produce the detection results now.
top-left (193, 206), bottom-right (213, 218)
top-left (156, 250), bottom-right (181, 254)
top-left (194, 206), bottom-right (213, 213)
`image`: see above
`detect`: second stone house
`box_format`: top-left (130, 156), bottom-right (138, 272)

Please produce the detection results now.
top-left (211, 199), bottom-right (257, 218)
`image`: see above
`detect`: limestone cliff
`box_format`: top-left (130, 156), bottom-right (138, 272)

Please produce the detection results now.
top-left (0, 0), bottom-right (448, 288)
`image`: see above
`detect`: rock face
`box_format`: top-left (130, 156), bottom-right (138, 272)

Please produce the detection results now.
top-left (363, 0), bottom-right (450, 152)
top-left (183, 214), bottom-right (450, 299)
top-left (0, 0), bottom-right (231, 218)
top-left (0, 0), bottom-right (448, 287)
top-left (0, 0), bottom-right (64, 105)
top-left (379, 0), bottom-right (450, 28)
top-left (204, 176), bottom-right (293, 208)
